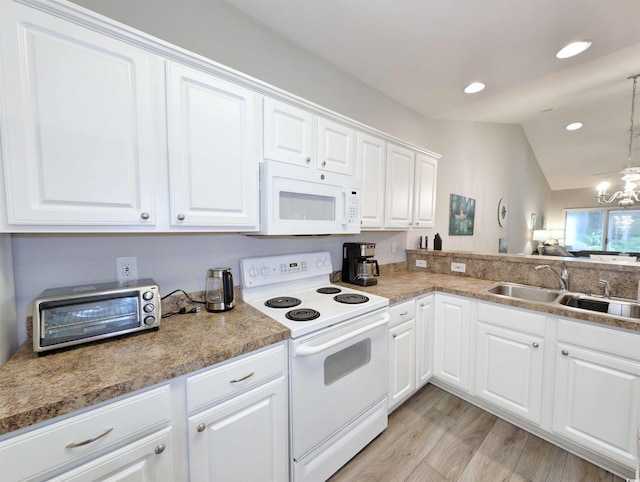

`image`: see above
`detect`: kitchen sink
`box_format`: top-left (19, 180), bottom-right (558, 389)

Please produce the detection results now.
top-left (557, 293), bottom-right (640, 319)
top-left (484, 282), bottom-right (562, 303)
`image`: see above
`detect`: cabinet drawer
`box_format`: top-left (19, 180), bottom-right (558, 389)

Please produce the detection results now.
top-left (557, 318), bottom-right (640, 360)
top-left (186, 344), bottom-right (286, 412)
top-left (389, 300), bottom-right (416, 328)
top-left (0, 385), bottom-right (170, 482)
top-left (478, 302), bottom-right (546, 336)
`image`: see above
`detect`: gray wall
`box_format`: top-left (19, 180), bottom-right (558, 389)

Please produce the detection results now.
top-left (3, 0), bottom-right (551, 356)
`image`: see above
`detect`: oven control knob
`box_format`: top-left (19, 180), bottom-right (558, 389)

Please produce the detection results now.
top-left (324, 258), bottom-right (331, 267)
top-left (260, 266), bottom-right (270, 277)
top-left (144, 315), bottom-right (156, 325)
top-left (142, 291), bottom-right (154, 301)
top-left (316, 258), bottom-right (323, 268)
top-left (143, 303), bottom-right (155, 313)
top-left (249, 266), bottom-right (259, 278)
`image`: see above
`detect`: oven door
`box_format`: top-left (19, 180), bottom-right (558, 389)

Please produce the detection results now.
top-left (259, 161), bottom-right (361, 235)
top-left (290, 308), bottom-right (389, 459)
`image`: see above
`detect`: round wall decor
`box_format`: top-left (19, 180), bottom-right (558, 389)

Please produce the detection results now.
top-left (498, 198), bottom-right (508, 227)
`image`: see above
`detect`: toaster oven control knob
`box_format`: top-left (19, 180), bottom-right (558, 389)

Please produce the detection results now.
top-left (144, 315), bottom-right (156, 325)
top-left (142, 291), bottom-right (154, 301)
top-left (143, 303), bottom-right (155, 313)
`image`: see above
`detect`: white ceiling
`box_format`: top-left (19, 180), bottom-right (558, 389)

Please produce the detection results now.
top-left (226, 0), bottom-right (640, 192)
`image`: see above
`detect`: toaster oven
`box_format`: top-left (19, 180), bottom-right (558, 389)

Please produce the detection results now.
top-left (33, 279), bottom-right (161, 353)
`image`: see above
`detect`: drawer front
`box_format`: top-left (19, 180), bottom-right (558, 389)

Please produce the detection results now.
top-left (557, 318), bottom-right (640, 359)
top-left (0, 385), bottom-right (170, 482)
top-left (478, 302), bottom-right (546, 336)
top-left (186, 343), bottom-right (286, 413)
top-left (389, 300), bottom-right (416, 328)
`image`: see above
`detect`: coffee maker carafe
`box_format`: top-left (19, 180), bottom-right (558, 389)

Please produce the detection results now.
top-left (342, 242), bottom-right (380, 286)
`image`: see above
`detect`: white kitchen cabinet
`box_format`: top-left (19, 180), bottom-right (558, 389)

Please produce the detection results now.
top-left (433, 294), bottom-right (472, 391)
top-left (186, 344), bottom-right (289, 481)
top-left (166, 61), bottom-right (259, 229)
top-left (384, 143), bottom-right (415, 229)
top-left (553, 319), bottom-right (640, 471)
top-left (0, 386), bottom-right (173, 482)
top-left (388, 301), bottom-right (416, 412)
top-left (263, 97), bottom-right (356, 176)
top-left (475, 303), bottom-right (546, 425)
top-left (416, 294), bottom-right (435, 389)
top-left (0, 1), bottom-right (161, 227)
top-left (412, 153), bottom-right (438, 228)
top-left (357, 133), bottom-right (386, 229)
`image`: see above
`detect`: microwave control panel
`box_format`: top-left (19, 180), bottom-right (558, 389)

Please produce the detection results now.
top-left (347, 190), bottom-right (360, 225)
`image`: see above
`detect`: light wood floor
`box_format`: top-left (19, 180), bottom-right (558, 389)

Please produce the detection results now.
top-left (330, 384), bottom-right (627, 482)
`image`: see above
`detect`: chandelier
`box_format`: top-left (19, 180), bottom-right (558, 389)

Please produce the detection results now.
top-left (596, 74), bottom-right (640, 207)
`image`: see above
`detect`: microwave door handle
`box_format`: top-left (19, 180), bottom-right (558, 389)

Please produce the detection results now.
top-left (340, 189), bottom-right (347, 225)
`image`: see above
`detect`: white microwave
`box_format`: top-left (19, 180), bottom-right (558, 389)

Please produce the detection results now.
top-left (258, 161), bottom-right (361, 235)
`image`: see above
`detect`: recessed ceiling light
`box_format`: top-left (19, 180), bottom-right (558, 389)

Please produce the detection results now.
top-left (566, 122), bottom-right (583, 131)
top-left (464, 82), bottom-right (485, 94)
top-left (556, 41), bottom-right (592, 59)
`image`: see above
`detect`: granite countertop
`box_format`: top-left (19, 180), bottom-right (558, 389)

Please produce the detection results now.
top-left (1, 268), bottom-right (639, 438)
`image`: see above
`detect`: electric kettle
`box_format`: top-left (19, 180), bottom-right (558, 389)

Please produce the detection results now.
top-left (205, 268), bottom-right (235, 312)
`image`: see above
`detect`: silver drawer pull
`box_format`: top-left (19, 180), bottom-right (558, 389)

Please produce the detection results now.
top-left (154, 444), bottom-right (165, 455)
top-left (66, 427), bottom-right (113, 448)
top-left (230, 372), bottom-right (255, 383)
top-left (400, 311), bottom-right (409, 316)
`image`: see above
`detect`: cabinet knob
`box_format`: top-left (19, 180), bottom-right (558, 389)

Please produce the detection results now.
top-left (177, 213), bottom-right (186, 221)
top-left (154, 444), bottom-right (165, 455)
top-left (140, 212), bottom-right (150, 220)
top-left (532, 342), bottom-right (539, 348)
top-left (322, 160), bottom-right (327, 166)
top-left (416, 222), bottom-right (420, 226)
top-left (420, 303), bottom-right (425, 307)
top-left (197, 423), bottom-right (206, 433)
top-left (392, 333), bottom-right (397, 338)
top-left (561, 349), bottom-right (569, 356)
top-left (305, 157), bottom-right (311, 163)
top-left (320, 174), bottom-right (325, 180)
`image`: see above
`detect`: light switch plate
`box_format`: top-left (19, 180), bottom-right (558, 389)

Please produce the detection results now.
top-left (416, 260), bottom-right (427, 268)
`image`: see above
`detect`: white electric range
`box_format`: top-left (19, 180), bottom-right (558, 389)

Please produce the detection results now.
top-left (240, 251), bottom-right (390, 482)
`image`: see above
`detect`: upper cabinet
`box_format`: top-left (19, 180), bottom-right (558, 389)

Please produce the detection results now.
top-left (263, 97), bottom-right (356, 177)
top-left (0, 2), bottom-right (161, 227)
top-left (384, 144), bottom-right (415, 229)
top-left (413, 152), bottom-right (438, 228)
top-left (165, 61), bottom-right (259, 229)
top-left (357, 133), bottom-right (386, 229)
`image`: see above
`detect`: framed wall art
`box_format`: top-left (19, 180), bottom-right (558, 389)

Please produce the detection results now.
top-left (449, 194), bottom-right (476, 236)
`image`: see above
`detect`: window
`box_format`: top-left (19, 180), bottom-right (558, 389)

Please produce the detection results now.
top-left (564, 208), bottom-right (640, 252)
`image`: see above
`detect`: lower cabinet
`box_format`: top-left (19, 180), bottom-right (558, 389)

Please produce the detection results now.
top-left (415, 294), bottom-right (434, 389)
top-left (388, 300), bottom-right (416, 411)
top-left (475, 303), bottom-right (546, 425)
top-left (187, 377), bottom-right (288, 481)
top-left (553, 319), bottom-right (640, 470)
top-left (433, 294), bottom-right (472, 391)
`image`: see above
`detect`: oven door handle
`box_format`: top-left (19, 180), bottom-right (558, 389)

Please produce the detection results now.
top-left (294, 313), bottom-right (390, 357)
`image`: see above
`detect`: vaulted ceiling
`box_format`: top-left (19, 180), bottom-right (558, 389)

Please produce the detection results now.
top-left (226, 0), bottom-right (640, 192)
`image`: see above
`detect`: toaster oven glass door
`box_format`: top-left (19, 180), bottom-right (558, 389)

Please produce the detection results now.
top-left (40, 295), bottom-right (140, 346)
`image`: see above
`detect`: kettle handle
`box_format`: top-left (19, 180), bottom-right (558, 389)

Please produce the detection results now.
top-left (223, 270), bottom-right (234, 304)
top-left (374, 259), bottom-right (380, 277)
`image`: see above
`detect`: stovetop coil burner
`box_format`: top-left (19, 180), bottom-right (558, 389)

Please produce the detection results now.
top-left (265, 297), bottom-right (301, 309)
top-left (285, 308), bottom-right (321, 322)
top-left (316, 287), bottom-right (342, 294)
top-left (334, 293), bottom-right (369, 304)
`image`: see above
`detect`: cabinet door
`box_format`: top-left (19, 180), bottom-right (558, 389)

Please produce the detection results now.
top-left (188, 377), bottom-right (288, 482)
top-left (166, 62), bottom-right (259, 229)
top-left (357, 133), bottom-right (386, 229)
top-left (317, 117), bottom-right (355, 176)
top-left (434, 295), bottom-right (471, 391)
top-left (384, 144), bottom-right (415, 229)
top-left (0, 3), bottom-right (159, 226)
top-left (388, 319), bottom-right (416, 411)
top-left (412, 153), bottom-right (438, 228)
top-left (416, 295), bottom-right (435, 389)
top-left (475, 322), bottom-right (544, 424)
top-left (47, 428), bottom-right (173, 482)
top-left (263, 97), bottom-right (314, 167)
top-left (553, 343), bottom-right (640, 469)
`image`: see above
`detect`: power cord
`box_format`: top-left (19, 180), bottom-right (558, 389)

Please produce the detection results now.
top-left (160, 289), bottom-right (205, 319)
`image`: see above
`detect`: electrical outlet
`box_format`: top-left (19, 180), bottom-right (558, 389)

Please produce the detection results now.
top-left (416, 259), bottom-right (427, 268)
top-left (116, 257), bottom-right (138, 281)
top-left (451, 262), bottom-right (466, 273)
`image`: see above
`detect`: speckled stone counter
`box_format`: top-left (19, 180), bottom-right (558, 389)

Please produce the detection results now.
top-left (0, 300), bottom-right (289, 436)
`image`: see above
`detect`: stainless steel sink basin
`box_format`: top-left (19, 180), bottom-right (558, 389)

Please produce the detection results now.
top-left (484, 282), bottom-right (562, 303)
top-left (557, 293), bottom-right (640, 319)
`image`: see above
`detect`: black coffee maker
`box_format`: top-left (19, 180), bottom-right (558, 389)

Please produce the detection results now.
top-left (342, 242), bottom-right (380, 286)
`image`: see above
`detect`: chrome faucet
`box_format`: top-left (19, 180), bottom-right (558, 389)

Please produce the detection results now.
top-left (535, 264), bottom-right (568, 292)
top-left (599, 279), bottom-right (612, 298)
